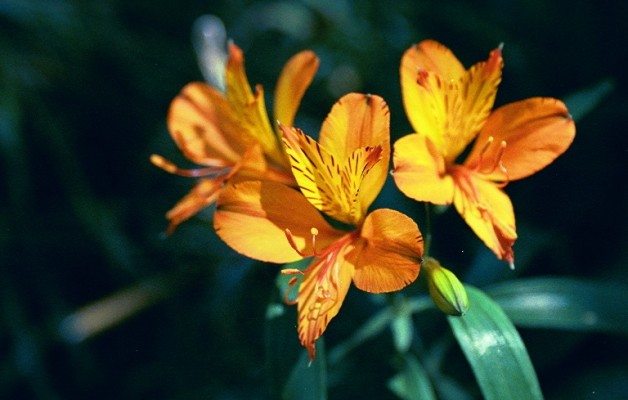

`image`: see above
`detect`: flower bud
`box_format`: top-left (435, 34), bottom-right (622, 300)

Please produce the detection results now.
top-left (423, 257), bottom-right (469, 316)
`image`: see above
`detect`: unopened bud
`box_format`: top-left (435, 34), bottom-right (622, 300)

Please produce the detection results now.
top-left (423, 257), bottom-right (469, 316)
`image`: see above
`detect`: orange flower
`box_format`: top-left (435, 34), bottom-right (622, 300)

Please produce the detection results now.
top-left (151, 43), bottom-right (319, 233)
top-left (392, 40), bottom-right (575, 267)
top-left (214, 93), bottom-right (424, 359)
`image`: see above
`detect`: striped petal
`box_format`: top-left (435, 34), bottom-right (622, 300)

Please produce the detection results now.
top-left (280, 125), bottom-right (383, 226)
top-left (318, 93), bottom-right (391, 212)
top-left (451, 168), bottom-right (517, 265)
top-left (225, 42), bottom-right (285, 166)
top-left (296, 236), bottom-right (357, 359)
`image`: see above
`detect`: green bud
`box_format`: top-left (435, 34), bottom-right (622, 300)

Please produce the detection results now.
top-left (424, 257), bottom-right (469, 316)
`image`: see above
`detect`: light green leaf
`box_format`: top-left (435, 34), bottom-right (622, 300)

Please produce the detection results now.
top-left (388, 353), bottom-right (437, 400)
top-left (564, 79), bottom-right (613, 122)
top-left (448, 286), bottom-right (543, 400)
top-left (486, 277), bottom-right (628, 333)
top-left (283, 339), bottom-right (327, 400)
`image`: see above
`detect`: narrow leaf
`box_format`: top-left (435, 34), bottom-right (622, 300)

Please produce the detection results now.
top-left (486, 277), bottom-right (628, 334)
top-left (282, 339), bottom-right (327, 400)
top-left (388, 353), bottom-right (437, 400)
top-left (448, 286), bottom-right (543, 400)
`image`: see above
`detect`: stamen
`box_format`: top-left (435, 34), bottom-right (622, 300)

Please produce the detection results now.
top-left (495, 141), bottom-right (511, 188)
top-left (150, 154), bottom-right (231, 178)
top-left (474, 137), bottom-right (510, 187)
top-left (476, 136), bottom-right (494, 169)
top-left (285, 227), bottom-right (320, 258)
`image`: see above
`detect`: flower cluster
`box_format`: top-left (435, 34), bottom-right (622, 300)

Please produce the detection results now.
top-left (153, 39), bottom-right (575, 358)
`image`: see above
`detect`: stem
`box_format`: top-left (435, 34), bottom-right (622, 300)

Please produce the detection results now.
top-left (423, 202), bottom-right (432, 258)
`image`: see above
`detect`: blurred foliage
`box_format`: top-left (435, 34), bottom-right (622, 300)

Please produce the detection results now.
top-left (1, 0), bottom-right (627, 399)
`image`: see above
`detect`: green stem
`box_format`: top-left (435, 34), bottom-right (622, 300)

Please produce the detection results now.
top-left (423, 202), bottom-right (432, 258)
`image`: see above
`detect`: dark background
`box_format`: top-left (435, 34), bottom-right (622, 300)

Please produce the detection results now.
top-left (1, 0), bottom-right (627, 398)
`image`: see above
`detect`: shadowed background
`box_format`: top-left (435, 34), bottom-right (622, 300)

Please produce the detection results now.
top-left (1, 0), bottom-right (627, 398)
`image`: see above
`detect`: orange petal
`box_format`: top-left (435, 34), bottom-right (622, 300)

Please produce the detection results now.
top-left (167, 82), bottom-right (251, 165)
top-left (165, 178), bottom-right (223, 234)
top-left (274, 50), bottom-right (319, 128)
top-left (214, 180), bottom-right (343, 263)
top-left (465, 98), bottom-right (576, 182)
top-left (296, 240), bottom-right (356, 359)
top-left (318, 93), bottom-right (390, 212)
top-left (392, 133), bottom-right (455, 205)
top-left (352, 209), bottom-right (423, 293)
top-left (224, 43), bottom-right (285, 166)
top-left (451, 168), bottom-right (517, 265)
top-left (280, 124), bottom-right (383, 226)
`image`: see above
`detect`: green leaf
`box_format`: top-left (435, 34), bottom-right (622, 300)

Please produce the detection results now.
top-left (563, 79), bottom-right (614, 122)
top-left (448, 286), bottom-right (543, 400)
top-left (282, 339), bottom-right (327, 400)
top-left (388, 354), bottom-right (437, 400)
top-left (486, 277), bottom-right (628, 334)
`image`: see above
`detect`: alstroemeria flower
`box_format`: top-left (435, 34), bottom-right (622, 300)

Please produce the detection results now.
top-left (214, 93), bottom-right (424, 359)
top-left (393, 40), bottom-right (575, 266)
top-left (151, 42), bottom-right (319, 233)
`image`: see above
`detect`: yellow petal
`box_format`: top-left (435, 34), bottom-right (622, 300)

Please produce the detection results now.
top-left (452, 168), bottom-right (517, 265)
top-left (401, 40), bottom-right (466, 83)
top-left (167, 82), bottom-right (251, 165)
top-left (224, 43), bottom-right (285, 166)
top-left (280, 125), bottom-right (383, 225)
top-left (352, 209), bottom-right (423, 293)
top-left (165, 178), bottom-right (223, 234)
top-left (214, 180), bottom-right (342, 263)
top-left (465, 98), bottom-right (576, 182)
top-left (296, 240), bottom-right (356, 359)
top-left (400, 42), bottom-right (503, 162)
top-left (400, 40), bottom-right (464, 155)
top-left (274, 50), bottom-right (319, 128)
top-left (392, 133), bottom-right (455, 205)
top-left (318, 93), bottom-right (391, 212)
